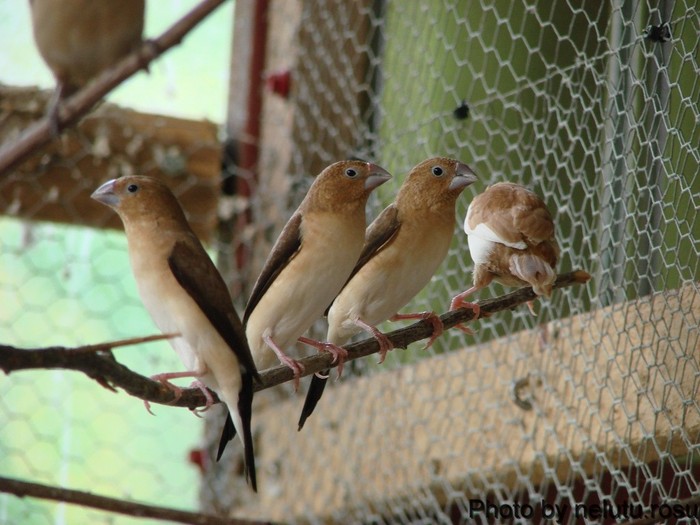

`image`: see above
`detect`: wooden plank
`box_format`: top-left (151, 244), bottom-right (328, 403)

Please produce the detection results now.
top-left (0, 85), bottom-right (221, 241)
top-left (240, 284), bottom-right (700, 521)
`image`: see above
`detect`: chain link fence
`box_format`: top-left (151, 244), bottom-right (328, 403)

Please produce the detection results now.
top-left (224, 0), bottom-right (699, 523)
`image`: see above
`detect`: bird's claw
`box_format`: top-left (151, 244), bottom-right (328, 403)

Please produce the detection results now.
top-left (376, 333), bottom-right (394, 364)
top-left (454, 323), bottom-right (475, 335)
top-left (150, 373), bottom-right (184, 403)
top-left (390, 311), bottom-right (444, 349)
top-left (422, 313), bottom-right (444, 349)
top-left (143, 374), bottom-right (182, 416)
top-left (450, 297), bottom-right (481, 319)
top-left (526, 300), bottom-right (538, 316)
top-left (298, 337), bottom-right (348, 378)
top-left (189, 380), bottom-right (214, 417)
top-left (280, 355), bottom-right (304, 391)
top-left (143, 399), bottom-right (156, 416)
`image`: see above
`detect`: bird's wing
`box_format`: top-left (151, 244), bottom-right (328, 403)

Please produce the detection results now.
top-left (351, 203), bottom-right (401, 280)
top-left (510, 200), bottom-right (555, 245)
top-left (321, 204), bottom-right (401, 317)
top-left (467, 185), bottom-right (554, 249)
top-left (243, 211), bottom-right (303, 324)
top-left (167, 239), bottom-right (259, 379)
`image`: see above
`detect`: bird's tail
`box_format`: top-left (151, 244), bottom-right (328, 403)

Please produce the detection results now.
top-left (216, 372), bottom-right (257, 492)
top-left (238, 371), bottom-right (257, 492)
top-left (509, 253), bottom-right (556, 297)
top-left (298, 372), bottom-right (329, 430)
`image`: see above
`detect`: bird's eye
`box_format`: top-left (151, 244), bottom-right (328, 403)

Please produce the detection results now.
top-left (432, 166), bottom-right (444, 177)
top-left (127, 184), bottom-right (139, 193)
top-left (345, 168), bottom-right (358, 178)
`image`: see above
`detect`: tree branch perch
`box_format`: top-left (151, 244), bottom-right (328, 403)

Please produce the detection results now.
top-left (0, 271), bottom-right (591, 408)
top-left (0, 476), bottom-right (271, 525)
top-left (0, 0), bottom-right (228, 177)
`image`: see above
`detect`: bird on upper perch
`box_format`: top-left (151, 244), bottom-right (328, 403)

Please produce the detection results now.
top-left (450, 182), bottom-right (560, 317)
top-left (243, 160), bottom-right (391, 391)
top-left (298, 157), bottom-right (478, 430)
top-left (91, 175), bottom-right (258, 492)
top-left (29, 0), bottom-right (145, 128)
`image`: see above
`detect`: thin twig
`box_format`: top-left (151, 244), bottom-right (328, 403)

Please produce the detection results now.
top-left (0, 0), bottom-right (228, 177)
top-left (0, 476), bottom-right (272, 525)
top-left (68, 333), bottom-right (179, 353)
top-left (0, 271), bottom-right (591, 408)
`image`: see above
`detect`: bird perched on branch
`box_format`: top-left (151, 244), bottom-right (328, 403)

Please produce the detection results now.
top-left (298, 157), bottom-right (477, 430)
top-left (29, 0), bottom-right (145, 126)
top-left (244, 160), bottom-right (391, 390)
top-left (450, 182), bottom-right (559, 317)
top-left (91, 175), bottom-right (258, 492)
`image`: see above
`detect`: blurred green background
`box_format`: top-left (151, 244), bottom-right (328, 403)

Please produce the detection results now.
top-left (0, 1), bottom-right (233, 523)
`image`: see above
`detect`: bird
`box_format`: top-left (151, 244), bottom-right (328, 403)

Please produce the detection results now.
top-left (244, 160), bottom-right (391, 390)
top-left (29, 0), bottom-right (145, 127)
top-left (298, 157), bottom-right (478, 430)
top-left (450, 182), bottom-right (560, 317)
top-left (91, 175), bottom-right (258, 492)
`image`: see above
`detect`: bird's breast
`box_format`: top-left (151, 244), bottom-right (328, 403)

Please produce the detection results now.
top-left (246, 211), bottom-right (365, 357)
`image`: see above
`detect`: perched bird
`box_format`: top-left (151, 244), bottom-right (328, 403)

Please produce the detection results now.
top-left (91, 176), bottom-right (258, 491)
top-left (450, 182), bottom-right (560, 316)
top-left (29, 0), bottom-right (145, 124)
top-left (244, 160), bottom-right (391, 389)
top-left (298, 157), bottom-right (477, 430)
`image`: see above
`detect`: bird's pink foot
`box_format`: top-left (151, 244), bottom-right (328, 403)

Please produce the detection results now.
top-left (298, 337), bottom-right (348, 378)
top-left (189, 380), bottom-right (215, 417)
top-left (351, 318), bottom-right (393, 364)
top-left (144, 372), bottom-right (186, 415)
top-left (526, 300), bottom-right (537, 316)
top-left (450, 290), bottom-right (481, 335)
top-left (264, 334), bottom-right (304, 391)
top-left (450, 295), bottom-right (481, 318)
top-left (390, 311), bottom-right (444, 349)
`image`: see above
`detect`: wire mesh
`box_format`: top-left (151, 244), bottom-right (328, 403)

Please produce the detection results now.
top-left (1, 0), bottom-right (698, 524)
top-left (216, 0), bottom-right (699, 523)
top-left (0, 2), bottom-right (235, 524)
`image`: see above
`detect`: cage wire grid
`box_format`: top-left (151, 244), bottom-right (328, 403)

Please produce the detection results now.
top-left (1, 0), bottom-right (699, 524)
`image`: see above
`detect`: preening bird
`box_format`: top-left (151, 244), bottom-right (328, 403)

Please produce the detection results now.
top-left (29, 0), bottom-right (145, 123)
top-left (244, 160), bottom-right (391, 389)
top-left (91, 176), bottom-right (258, 492)
top-left (450, 182), bottom-right (560, 316)
top-left (298, 157), bottom-right (477, 430)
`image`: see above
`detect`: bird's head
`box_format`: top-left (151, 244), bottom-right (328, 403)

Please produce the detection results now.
top-left (304, 160), bottom-right (392, 213)
top-left (398, 157), bottom-right (477, 210)
top-left (91, 175), bottom-right (188, 226)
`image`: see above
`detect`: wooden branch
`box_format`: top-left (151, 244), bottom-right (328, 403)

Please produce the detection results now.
top-left (0, 0), bottom-right (228, 177)
top-left (0, 85), bottom-right (222, 241)
top-left (0, 271), bottom-right (590, 408)
top-left (0, 476), bottom-right (271, 525)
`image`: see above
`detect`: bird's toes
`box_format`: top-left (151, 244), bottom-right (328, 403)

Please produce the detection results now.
top-left (143, 399), bottom-right (156, 416)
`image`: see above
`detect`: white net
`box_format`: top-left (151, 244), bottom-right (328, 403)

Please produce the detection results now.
top-left (220, 0), bottom-right (700, 523)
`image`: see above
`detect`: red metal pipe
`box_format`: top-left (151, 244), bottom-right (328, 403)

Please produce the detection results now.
top-left (235, 0), bottom-right (269, 272)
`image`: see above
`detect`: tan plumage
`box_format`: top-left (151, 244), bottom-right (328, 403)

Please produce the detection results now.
top-left (30, 0), bottom-right (144, 127)
top-left (298, 157), bottom-right (477, 429)
top-left (451, 182), bottom-right (560, 313)
top-left (244, 160), bottom-right (391, 387)
top-left (91, 175), bottom-right (258, 491)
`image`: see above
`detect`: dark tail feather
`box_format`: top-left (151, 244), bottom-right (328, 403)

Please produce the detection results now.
top-left (216, 413), bottom-right (236, 461)
top-left (298, 371), bottom-right (329, 431)
top-left (216, 373), bottom-right (257, 492)
top-left (238, 371), bottom-right (257, 492)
